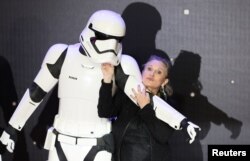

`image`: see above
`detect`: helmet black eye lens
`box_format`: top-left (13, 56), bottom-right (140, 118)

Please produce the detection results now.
top-left (89, 23), bottom-right (123, 42)
top-left (95, 31), bottom-right (109, 40)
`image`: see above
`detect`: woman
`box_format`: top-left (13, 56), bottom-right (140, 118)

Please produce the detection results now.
top-left (98, 55), bottom-right (175, 161)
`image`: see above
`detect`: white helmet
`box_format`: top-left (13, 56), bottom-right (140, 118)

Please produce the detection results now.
top-left (80, 10), bottom-right (126, 66)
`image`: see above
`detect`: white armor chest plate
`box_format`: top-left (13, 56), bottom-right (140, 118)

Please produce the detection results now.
top-left (54, 44), bottom-right (111, 137)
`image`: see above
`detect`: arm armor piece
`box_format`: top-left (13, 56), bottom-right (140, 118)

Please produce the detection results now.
top-left (153, 96), bottom-right (186, 130)
top-left (8, 44), bottom-right (67, 131)
top-left (9, 89), bottom-right (42, 131)
top-left (118, 55), bottom-right (143, 104)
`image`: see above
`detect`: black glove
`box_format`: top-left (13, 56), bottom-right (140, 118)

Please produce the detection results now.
top-left (5, 125), bottom-right (18, 143)
top-left (180, 119), bottom-right (190, 141)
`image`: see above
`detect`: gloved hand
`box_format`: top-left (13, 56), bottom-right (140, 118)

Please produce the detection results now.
top-left (0, 125), bottom-right (18, 153)
top-left (180, 119), bottom-right (201, 144)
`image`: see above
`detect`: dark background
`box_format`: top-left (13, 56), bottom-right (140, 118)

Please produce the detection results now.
top-left (0, 0), bottom-right (249, 161)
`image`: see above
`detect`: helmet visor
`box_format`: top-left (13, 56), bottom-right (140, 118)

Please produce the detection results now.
top-left (89, 24), bottom-right (124, 55)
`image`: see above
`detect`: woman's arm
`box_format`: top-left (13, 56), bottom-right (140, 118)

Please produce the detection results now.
top-left (98, 80), bottom-right (116, 118)
top-left (98, 63), bottom-right (120, 118)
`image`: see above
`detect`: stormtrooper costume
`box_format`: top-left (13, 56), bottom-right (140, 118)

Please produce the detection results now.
top-left (0, 10), bottom-right (199, 161)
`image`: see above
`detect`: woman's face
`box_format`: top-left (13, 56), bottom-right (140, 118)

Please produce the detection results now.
top-left (142, 59), bottom-right (168, 94)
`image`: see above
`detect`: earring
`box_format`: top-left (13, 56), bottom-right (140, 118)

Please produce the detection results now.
top-left (161, 85), bottom-right (167, 100)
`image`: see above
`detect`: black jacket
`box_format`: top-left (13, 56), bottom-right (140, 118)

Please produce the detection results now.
top-left (98, 81), bottom-right (174, 161)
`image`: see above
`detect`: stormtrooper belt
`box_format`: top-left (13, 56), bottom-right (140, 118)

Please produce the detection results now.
top-left (53, 130), bottom-right (97, 146)
top-left (52, 129), bottom-right (114, 161)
